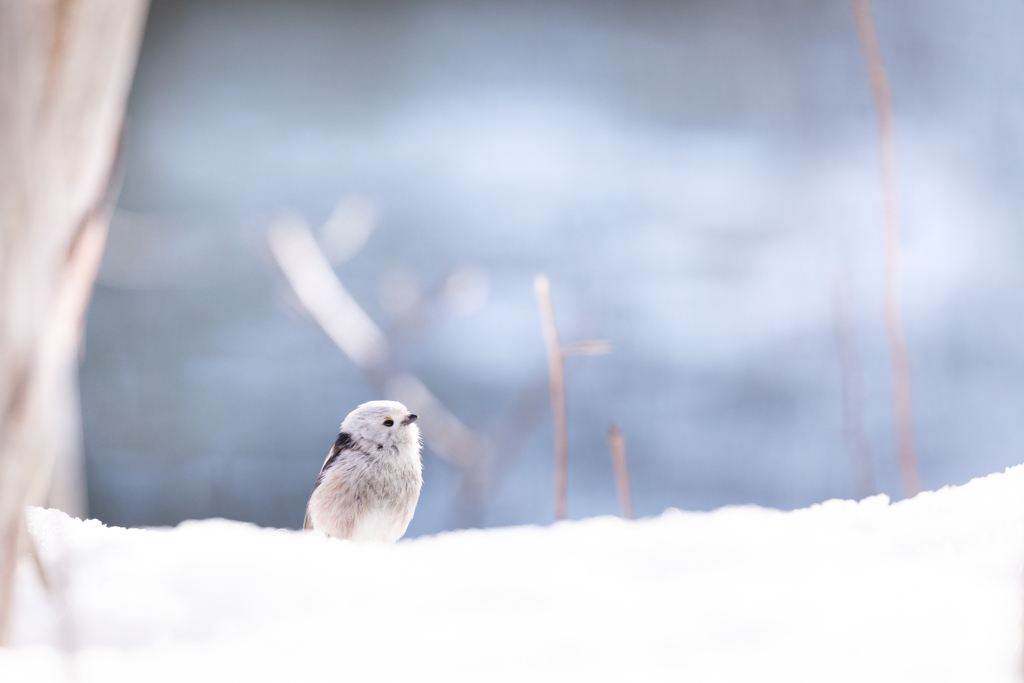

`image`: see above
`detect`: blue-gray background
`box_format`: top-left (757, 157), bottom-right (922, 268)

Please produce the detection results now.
top-left (82, 0), bottom-right (1024, 535)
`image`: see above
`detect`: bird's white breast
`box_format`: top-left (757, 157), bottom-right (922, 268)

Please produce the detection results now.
top-left (308, 446), bottom-right (421, 543)
top-left (348, 507), bottom-right (412, 544)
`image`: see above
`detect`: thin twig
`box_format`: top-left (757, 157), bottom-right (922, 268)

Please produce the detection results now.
top-left (533, 275), bottom-right (568, 521)
top-left (268, 216), bottom-right (389, 371)
top-left (607, 425), bottom-right (633, 519)
top-left (832, 276), bottom-right (875, 499)
top-left (852, 0), bottom-right (921, 498)
top-left (562, 340), bottom-right (611, 357)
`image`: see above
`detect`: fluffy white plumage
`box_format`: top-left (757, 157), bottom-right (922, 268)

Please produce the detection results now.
top-left (303, 400), bottom-right (422, 543)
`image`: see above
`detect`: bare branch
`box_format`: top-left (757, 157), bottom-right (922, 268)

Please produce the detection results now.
top-left (561, 340), bottom-right (611, 357)
top-left (268, 215), bottom-right (389, 370)
top-left (852, 0), bottom-right (921, 498)
top-left (0, 0), bottom-right (148, 645)
top-left (534, 274), bottom-right (569, 521)
top-left (608, 425), bottom-right (633, 520)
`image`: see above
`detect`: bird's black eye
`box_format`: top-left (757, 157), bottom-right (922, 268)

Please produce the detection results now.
top-left (383, 418), bottom-right (394, 427)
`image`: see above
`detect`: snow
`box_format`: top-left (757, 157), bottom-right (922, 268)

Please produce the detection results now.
top-left (5, 466), bottom-right (1024, 682)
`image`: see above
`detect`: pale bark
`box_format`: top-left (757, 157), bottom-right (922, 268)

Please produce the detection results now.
top-left (0, 0), bottom-right (148, 643)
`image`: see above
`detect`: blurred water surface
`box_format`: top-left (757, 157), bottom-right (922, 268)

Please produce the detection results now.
top-left (82, 0), bottom-right (1024, 533)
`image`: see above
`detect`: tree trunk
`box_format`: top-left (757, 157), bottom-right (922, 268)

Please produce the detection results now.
top-left (0, 0), bottom-right (148, 644)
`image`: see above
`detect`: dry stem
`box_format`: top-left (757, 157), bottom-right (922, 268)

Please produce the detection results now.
top-left (607, 425), bottom-right (633, 519)
top-left (533, 275), bottom-right (569, 521)
top-left (852, 0), bottom-right (921, 498)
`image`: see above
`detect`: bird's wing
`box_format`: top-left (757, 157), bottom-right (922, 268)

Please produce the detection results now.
top-left (303, 431), bottom-right (355, 530)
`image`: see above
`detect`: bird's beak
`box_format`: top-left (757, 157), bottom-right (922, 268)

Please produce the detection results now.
top-left (402, 414), bottom-right (419, 425)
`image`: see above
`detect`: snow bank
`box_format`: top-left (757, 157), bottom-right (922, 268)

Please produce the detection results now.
top-left (5, 466), bottom-right (1024, 682)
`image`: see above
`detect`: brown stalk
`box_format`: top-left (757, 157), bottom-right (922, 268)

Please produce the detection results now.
top-left (562, 340), bottom-right (612, 357)
top-left (607, 425), bottom-right (633, 519)
top-left (852, 0), bottom-right (921, 498)
top-left (533, 274), bottom-right (569, 521)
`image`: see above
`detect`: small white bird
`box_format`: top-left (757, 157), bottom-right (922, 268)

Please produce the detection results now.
top-left (304, 400), bottom-right (423, 543)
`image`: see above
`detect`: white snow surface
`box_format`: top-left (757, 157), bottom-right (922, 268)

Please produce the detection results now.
top-left (5, 466), bottom-right (1024, 682)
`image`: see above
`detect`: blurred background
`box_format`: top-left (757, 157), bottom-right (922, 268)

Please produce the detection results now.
top-left (80, 0), bottom-right (1024, 535)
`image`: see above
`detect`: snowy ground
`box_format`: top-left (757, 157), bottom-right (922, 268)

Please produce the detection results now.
top-left (4, 466), bottom-right (1024, 682)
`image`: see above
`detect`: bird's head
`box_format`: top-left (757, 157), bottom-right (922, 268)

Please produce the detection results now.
top-left (342, 400), bottom-right (421, 451)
